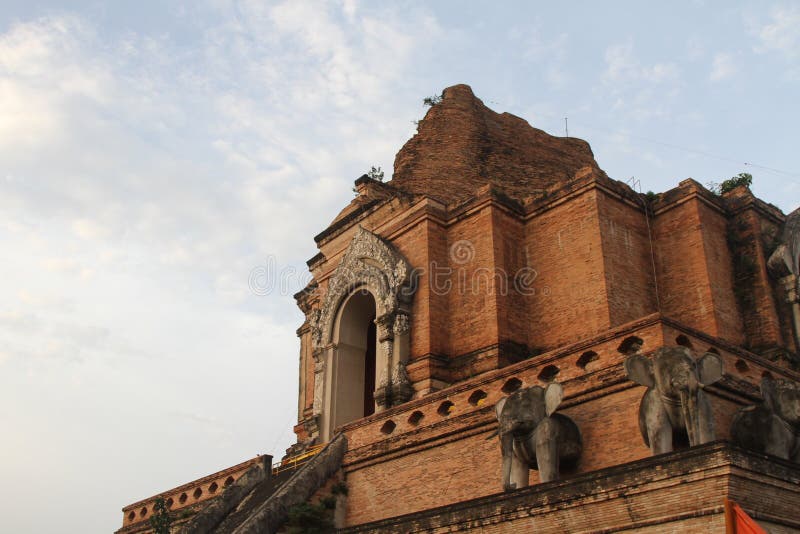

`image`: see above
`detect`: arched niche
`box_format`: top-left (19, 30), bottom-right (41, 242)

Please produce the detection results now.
top-left (325, 288), bottom-right (379, 433)
top-left (309, 227), bottom-right (416, 441)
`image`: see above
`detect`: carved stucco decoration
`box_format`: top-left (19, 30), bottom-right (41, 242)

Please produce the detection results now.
top-left (393, 313), bottom-right (410, 335)
top-left (311, 226), bottom-right (414, 350)
top-left (308, 227), bottom-right (416, 431)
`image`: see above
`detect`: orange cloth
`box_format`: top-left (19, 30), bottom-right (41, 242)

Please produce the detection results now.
top-left (725, 498), bottom-right (767, 534)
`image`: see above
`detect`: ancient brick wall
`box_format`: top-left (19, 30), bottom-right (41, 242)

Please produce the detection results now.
top-left (696, 195), bottom-right (745, 344)
top-left (724, 187), bottom-right (789, 353)
top-left (653, 191), bottom-right (717, 334)
top-left (491, 208), bottom-right (529, 351)
top-left (524, 188), bottom-right (610, 350)
top-left (418, 219), bottom-right (450, 360)
top-left (445, 205), bottom-right (500, 357)
top-left (596, 188), bottom-right (657, 327)
top-left (296, 167), bottom-right (794, 420)
top-left (325, 313), bottom-right (800, 527)
top-left (339, 443), bottom-right (800, 533)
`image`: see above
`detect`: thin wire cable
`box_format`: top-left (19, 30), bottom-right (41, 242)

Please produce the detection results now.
top-left (491, 101), bottom-right (800, 179)
top-left (628, 177), bottom-right (662, 313)
top-left (576, 122), bottom-right (800, 179)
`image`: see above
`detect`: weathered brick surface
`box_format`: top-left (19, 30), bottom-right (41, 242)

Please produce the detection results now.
top-left (445, 206), bottom-right (500, 356)
top-left (391, 84), bottom-right (601, 206)
top-left (525, 188), bottom-right (612, 350)
top-left (419, 219), bottom-right (449, 359)
top-left (328, 316), bottom-right (800, 527)
top-left (724, 186), bottom-right (790, 353)
top-left (652, 188), bottom-right (719, 337)
top-left (596, 189), bottom-right (657, 327)
top-left (696, 194), bottom-right (745, 343)
top-left (339, 443), bottom-right (800, 533)
top-left (491, 208), bottom-right (529, 350)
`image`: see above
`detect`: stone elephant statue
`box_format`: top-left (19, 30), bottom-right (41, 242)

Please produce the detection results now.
top-left (731, 376), bottom-right (800, 462)
top-left (492, 382), bottom-right (582, 491)
top-left (625, 346), bottom-right (723, 455)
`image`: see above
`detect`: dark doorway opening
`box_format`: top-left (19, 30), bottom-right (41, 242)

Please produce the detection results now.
top-left (364, 316), bottom-right (376, 416)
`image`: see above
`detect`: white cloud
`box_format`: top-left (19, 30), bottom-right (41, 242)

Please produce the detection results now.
top-left (71, 218), bottom-right (111, 240)
top-left (643, 62), bottom-right (680, 83)
top-left (506, 24), bottom-right (570, 89)
top-left (604, 41), bottom-right (636, 81)
top-left (0, 6), bottom-right (450, 532)
top-left (753, 5), bottom-right (800, 57)
top-left (41, 256), bottom-right (79, 273)
top-left (604, 41), bottom-right (679, 85)
top-left (599, 40), bottom-right (682, 124)
top-left (686, 36), bottom-right (705, 60)
top-left (709, 53), bottom-right (738, 81)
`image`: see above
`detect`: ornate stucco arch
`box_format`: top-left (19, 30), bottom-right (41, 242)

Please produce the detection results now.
top-left (309, 227), bottom-right (416, 440)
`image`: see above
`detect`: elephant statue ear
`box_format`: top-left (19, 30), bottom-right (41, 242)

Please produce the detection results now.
top-left (544, 382), bottom-right (563, 416)
top-left (624, 355), bottom-right (654, 388)
top-left (697, 352), bottom-right (723, 386)
top-left (760, 375), bottom-right (778, 411)
top-left (494, 396), bottom-right (507, 420)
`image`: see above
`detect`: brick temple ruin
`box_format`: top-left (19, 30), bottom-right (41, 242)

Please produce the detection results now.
top-left (119, 84), bottom-right (800, 533)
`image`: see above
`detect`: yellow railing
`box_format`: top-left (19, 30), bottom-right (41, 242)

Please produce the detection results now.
top-left (272, 444), bottom-right (325, 475)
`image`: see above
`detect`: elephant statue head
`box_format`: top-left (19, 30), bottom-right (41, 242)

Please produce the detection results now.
top-left (492, 382), bottom-right (582, 491)
top-left (625, 346), bottom-right (723, 455)
top-left (732, 376), bottom-right (800, 462)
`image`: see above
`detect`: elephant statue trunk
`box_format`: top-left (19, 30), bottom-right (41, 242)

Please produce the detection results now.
top-left (678, 374), bottom-right (702, 446)
top-left (626, 346), bottom-right (723, 455)
top-left (493, 381), bottom-right (582, 491)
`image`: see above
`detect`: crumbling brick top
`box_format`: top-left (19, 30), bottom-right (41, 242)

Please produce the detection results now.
top-left (390, 84), bottom-right (604, 206)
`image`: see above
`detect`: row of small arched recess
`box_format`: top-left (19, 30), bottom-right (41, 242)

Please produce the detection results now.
top-left (611, 334), bottom-right (757, 376)
top-left (644, 334), bottom-right (762, 377)
top-left (375, 334), bottom-right (759, 437)
top-left (126, 476), bottom-right (236, 523)
top-left (376, 376), bottom-right (531, 436)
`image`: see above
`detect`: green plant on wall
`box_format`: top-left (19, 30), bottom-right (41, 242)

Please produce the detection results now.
top-left (285, 483), bottom-right (348, 534)
top-left (720, 172), bottom-right (753, 194)
top-left (708, 172), bottom-right (753, 195)
top-left (286, 501), bottom-right (335, 534)
top-left (367, 166), bottom-right (384, 182)
top-left (423, 94), bottom-right (442, 107)
top-left (149, 497), bottom-right (172, 534)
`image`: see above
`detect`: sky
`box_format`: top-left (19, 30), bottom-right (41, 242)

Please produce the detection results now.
top-left (0, 1), bottom-right (798, 532)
